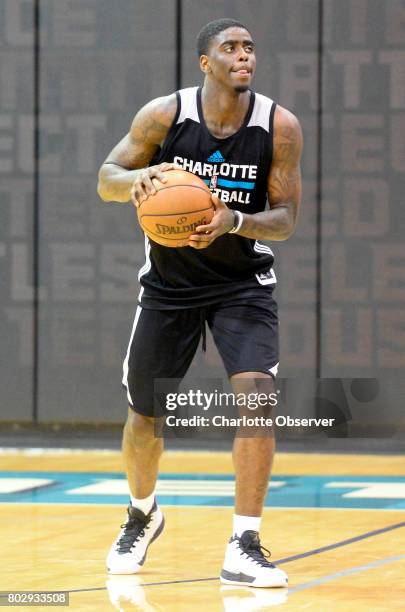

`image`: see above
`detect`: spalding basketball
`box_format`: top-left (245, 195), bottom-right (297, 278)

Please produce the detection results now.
top-left (137, 170), bottom-right (214, 247)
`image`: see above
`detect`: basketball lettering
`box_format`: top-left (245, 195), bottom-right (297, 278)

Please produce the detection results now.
top-left (155, 218), bottom-right (208, 235)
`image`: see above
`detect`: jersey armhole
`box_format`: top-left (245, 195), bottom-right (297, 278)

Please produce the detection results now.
top-left (159, 91), bottom-right (181, 154)
top-left (265, 101), bottom-right (277, 210)
top-left (268, 101), bottom-right (277, 163)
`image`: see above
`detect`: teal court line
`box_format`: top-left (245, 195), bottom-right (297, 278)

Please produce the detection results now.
top-left (1, 472), bottom-right (405, 510)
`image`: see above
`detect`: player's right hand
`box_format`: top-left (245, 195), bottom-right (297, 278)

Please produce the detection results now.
top-left (130, 162), bottom-right (182, 207)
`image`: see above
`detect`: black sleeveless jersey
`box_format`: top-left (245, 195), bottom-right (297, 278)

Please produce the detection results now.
top-left (138, 86), bottom-right (277, 309)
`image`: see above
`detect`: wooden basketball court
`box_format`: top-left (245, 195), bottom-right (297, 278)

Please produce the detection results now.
top-left (0, 450), bottom-right (404, 610)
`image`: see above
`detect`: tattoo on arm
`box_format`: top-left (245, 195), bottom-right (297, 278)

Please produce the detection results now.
top-left (104, 96), bottom-right (177, 171)
top-left (268, 112), bottom-right (302, 210)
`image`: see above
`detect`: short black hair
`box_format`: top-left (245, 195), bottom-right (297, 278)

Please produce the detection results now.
top-left (196, 18), bottom-right (248, 56)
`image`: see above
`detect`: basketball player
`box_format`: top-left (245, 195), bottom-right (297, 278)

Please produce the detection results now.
top-left (98, 18), bottom-right (302, 588)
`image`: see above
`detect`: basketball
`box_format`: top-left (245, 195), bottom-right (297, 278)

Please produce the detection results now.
top-left (137, 169), bottom-right (214, 247)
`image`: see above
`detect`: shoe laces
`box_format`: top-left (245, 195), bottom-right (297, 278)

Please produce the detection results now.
top-left (116, 507), bottom-right (152, 554)
top-left (237, 530), bottom-right (275, 568)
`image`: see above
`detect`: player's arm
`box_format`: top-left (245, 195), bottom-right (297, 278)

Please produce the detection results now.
top-left (189, 106), bottom-right (302, 248)
top-left (97, 94), bottom-right (180, 205)
top-left (238, 106), bottom-right (302, 240)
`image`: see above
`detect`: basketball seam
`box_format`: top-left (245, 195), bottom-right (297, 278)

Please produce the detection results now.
top-left (155, 184), bottom-right (209, 193)
top-left (140, 230), bottom-right (191, 242)
top-left (139, 206), bottom-right (213, 219)
top-left (137, 184), bottom-right (210, 212)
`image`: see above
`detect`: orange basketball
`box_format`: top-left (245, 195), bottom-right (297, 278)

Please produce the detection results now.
top-left (137, 170), bottom-right (214, 247)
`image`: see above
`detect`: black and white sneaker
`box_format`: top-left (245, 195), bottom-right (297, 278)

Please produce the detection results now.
top-left (220, 530), bottom-right (288, 588)
top-left (107, 500), bottom-right (165, 574)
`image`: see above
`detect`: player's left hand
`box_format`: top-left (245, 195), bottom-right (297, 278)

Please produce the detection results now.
top-left (188, 195), bottom-right (234, 249)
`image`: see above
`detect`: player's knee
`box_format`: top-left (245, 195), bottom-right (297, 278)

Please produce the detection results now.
top-left (125, 408), bottom-right (157, 440)
top-left (231, 372), bottom-right (275, 393)
top-left (232, 374), bottom-right (277, 419)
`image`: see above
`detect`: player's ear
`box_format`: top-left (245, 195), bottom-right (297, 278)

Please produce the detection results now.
top-left (200, 55), bottom-right (211, 74)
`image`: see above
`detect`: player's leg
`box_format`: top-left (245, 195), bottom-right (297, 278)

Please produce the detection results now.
top-left (107, 306), bottom-right (202, 574)
top-left (222, 374), bottom-right (286, 588)
top-left (122, 408), bottom-right (163, 502)
top-left (107, 410), bottom-right (165, 574)
top-left (231, 372), bottom-right (276, 518)
top-left (209, 294), bottom-right (287, 587)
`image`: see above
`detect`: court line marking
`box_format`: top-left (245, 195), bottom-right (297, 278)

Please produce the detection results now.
top-left (289, 554), bottom-right (405, 594)
top-left (1, 556), bottom-right (404, 604)
top-left (274, 519), bottom-right (405, 565)
top-left (58, 519), bottom-right (405, 595)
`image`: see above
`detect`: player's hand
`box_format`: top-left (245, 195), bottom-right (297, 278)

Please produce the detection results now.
top-left (188, 194), bottom-right (235, 249)
top-left (131, 162), bottom-right (182, 207)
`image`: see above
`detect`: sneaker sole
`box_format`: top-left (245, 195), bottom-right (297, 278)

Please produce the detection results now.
top-left (220, 570), bottom-right (287, 588)
top-left (138, 515), bottom-right (165, 566)
top-left (107, 515), bottom-right (165, 575)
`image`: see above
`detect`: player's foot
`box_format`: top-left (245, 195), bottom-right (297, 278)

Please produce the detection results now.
top-left (107, 500), bottom-right (164, 574)
top-left (220, 530), bottom-right (288, 588)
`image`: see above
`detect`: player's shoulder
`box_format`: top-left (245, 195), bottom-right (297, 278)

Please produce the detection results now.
top-left (133, 93), bottom-right (178, 129)
top-left (252, 92), bottom-right (302, 150)
top-left (273, 104), bottom-right (302, 137)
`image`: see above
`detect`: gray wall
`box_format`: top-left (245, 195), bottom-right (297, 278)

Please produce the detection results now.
top-left (0, 0), bottom-right (35, 420)
top-left (1, 0), bottom-right (404, 423)
top-left (321, 0), bottom-right (405, 379)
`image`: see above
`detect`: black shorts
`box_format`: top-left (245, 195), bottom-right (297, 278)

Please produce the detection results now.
top-left (122, 293), bottom-right (279, 416)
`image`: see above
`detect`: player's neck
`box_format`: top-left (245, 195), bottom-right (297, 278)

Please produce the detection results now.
top-left (201, 81), bottom-right (251, 130)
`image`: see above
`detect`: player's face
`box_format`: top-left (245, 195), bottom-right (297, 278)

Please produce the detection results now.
top-left (204, 27), bottom-right (256, 92)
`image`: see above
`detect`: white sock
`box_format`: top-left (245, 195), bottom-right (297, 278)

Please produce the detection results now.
top-left (233, 514), bottom-right (262, 537)
top-left (130, 490), bottom-right (155, 515)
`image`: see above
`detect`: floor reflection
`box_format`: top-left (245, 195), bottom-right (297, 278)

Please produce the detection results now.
top-left (106, 575), bottom-right (161, 611)
top-left (220, 584), bottom-right (289, 610)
